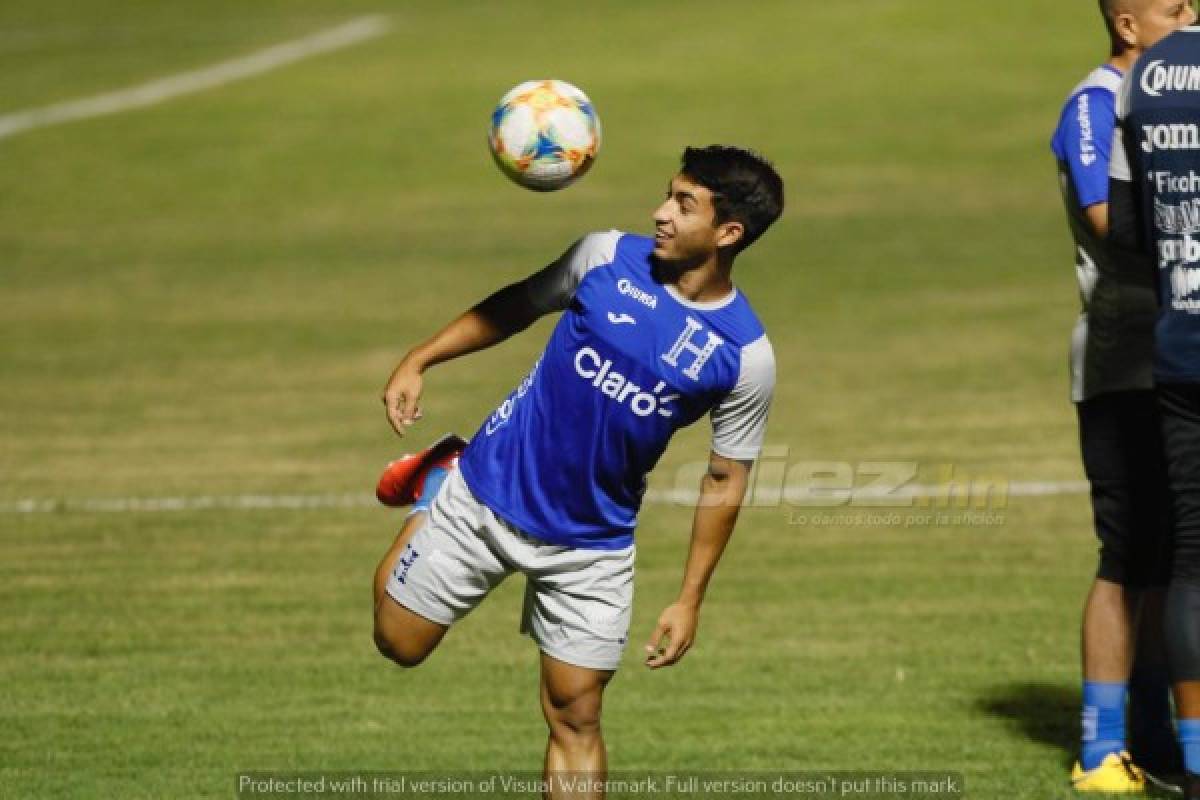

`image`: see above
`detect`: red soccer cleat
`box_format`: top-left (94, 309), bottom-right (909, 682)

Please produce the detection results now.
top-left (375, 433), bottom-right (467, 508)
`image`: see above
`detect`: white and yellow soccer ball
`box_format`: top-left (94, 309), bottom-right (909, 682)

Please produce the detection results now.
top-left (488, 79), bottom-right (601, 191)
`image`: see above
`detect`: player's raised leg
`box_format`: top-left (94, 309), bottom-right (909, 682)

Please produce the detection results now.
top-left (373, 512), bottom-right (449, 667)
top-left (371, 435), bottom-right (465, 668)
top-left (540, 652), bottom-right (613, 799)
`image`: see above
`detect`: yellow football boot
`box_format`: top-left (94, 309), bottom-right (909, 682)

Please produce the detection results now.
top-left (1070, 751), bottom-right (1146, 793)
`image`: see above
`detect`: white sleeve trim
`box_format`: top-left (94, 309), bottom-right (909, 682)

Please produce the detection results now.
top-left (1115, 69), bottom-right (1132, 119)
top-left (710, 334), bottom-right (775, 461)
top-left (1110, 72), bottom-right (1134, 182)
top-left (523, 230), bottom-right (621, 314)
top-left (1110, 125), bottom-right (1131, 182)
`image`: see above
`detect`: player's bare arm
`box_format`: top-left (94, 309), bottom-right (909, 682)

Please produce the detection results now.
top-left (1085, 202), bottom-right (1109, 238)
top-left (382, 280), bottom-right (545, 436)
top-left (644, 451), bottom-right (750, 670)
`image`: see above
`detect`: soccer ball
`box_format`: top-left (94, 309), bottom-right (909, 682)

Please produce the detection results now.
top-left (488, 80), bottom-right (601, 191)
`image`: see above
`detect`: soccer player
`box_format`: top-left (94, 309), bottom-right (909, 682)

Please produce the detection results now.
top-left (372, 146), bottom-right (782, 796)
top-left (1109, 16), bottom-right (1200, 799)
top-left (1053, 1), bottom-right (1195, 791)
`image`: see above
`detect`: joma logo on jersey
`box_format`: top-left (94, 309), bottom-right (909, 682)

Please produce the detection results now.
top-left (617, 278), bottom-right (657, 309)
top-left (1141, 60), bottom-right (1200, 97)
top-left (661, 317), bottom-right (724, 380)
top-left (574, 346), bottom-right (678, 418)
top-left (1141, 123), bottom-right (1200, 153)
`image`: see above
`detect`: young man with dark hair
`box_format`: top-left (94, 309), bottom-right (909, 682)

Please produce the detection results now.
top-left (1052, 2), bottom-right (1196, 792)
top-left (1109, 17), bottom-right (1200, 799)
top-left (372, 146), bottom-right (783, 796)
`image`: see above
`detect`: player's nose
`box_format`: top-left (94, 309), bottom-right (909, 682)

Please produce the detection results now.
top-left (651, 200), bottom-right (671, 225)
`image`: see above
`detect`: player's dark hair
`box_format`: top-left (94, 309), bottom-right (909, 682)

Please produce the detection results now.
top-left (680, 145), bottom-right (784, 254)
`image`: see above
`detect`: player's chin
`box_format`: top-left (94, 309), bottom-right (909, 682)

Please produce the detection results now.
top-left (652, 239), bottom-right (677, 261)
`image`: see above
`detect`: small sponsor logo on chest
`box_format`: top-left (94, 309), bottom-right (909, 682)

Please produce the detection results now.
top-left (1142, 123), bottom-right (1200, 153)
top-left (617, 278), bottom-right (657, 309)
top-left (1141, 60), bottom-right (1200, 97)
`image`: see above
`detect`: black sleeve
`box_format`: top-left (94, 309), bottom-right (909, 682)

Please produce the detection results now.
top-left (1107, 174), bottom-right (1143, 254)
top-left (1107, 173), bottom-right (1158, 297)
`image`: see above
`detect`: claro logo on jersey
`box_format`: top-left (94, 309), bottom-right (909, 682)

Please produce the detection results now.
top-left (1141, 123), bottom-right (1200, 153)
top-left (617, 278), bottom-right (657, 309)
top-left (574, 346), bottom-right (679, 418)
top-left (1141, 60), bottom-right (1200, 97)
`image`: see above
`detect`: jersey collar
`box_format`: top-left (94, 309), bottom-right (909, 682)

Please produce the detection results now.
top-left (664, 283), bottom-right (739, 311)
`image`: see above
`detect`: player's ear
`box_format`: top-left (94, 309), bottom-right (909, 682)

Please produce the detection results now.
top-left (715, 220), bottom-right (744, 251)
top-left (1113, 11), bottom-right (1138, 51)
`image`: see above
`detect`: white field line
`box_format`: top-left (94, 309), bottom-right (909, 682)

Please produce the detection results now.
top-left (0, 481), bottom-right (1089, 514)
top-left (0, 15), bottom-right (391, 141)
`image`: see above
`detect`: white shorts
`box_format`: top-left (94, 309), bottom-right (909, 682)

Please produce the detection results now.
top-left (384, 469), bottom-right (635, 672)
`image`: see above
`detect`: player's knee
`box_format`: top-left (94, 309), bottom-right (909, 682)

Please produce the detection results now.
top-left (1096, 547), bottom-right (1131, 586)
top-left (546, 710), bottom-right (602, 744)
top-left (543, 692), bottom-right (602, 739)
top-left (372, 616), bottom-right (429, 668)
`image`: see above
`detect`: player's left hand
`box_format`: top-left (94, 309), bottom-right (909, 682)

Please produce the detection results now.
top-left (644, 601), bottom-right (699, 669)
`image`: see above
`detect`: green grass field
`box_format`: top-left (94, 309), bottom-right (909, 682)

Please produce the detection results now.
top-left (0, 2), bottom-right (1156, 797)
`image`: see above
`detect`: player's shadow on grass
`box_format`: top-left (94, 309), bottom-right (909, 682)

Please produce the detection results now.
top-left (976, 682), bottom-right (1077, 765)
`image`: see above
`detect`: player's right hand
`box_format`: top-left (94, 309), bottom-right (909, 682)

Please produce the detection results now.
top-left (382, 361), bottom-right (424, 437)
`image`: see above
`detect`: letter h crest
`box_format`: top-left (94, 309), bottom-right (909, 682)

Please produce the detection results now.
top-left (661, 316), bottom-right (724, 380)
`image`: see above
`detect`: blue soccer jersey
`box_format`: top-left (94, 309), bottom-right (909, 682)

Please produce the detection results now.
top-left (1110, 27), bottom-right (1200, 382)
top-left (1051, 64), bottom-right (1158, 401)
top-left (1053, 65), bottom-right (1122, 209)
top-left (457, 230), bottom-right (776, 550)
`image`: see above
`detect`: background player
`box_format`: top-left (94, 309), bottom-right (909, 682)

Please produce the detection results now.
top-left (372, 146), bottom-right (782, 797)
top-left (1052, 0), bottom-right (1196, 790)
top-left (1109, 15), bottom-right (1200, 799)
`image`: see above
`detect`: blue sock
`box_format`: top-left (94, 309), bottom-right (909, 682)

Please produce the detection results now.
top-left (410, 466), bottom-right (449, 514)
top-left (1179, 719), bottom-right (1200, 775)
top-left (1082, 681), bottom-right (1127, 770)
